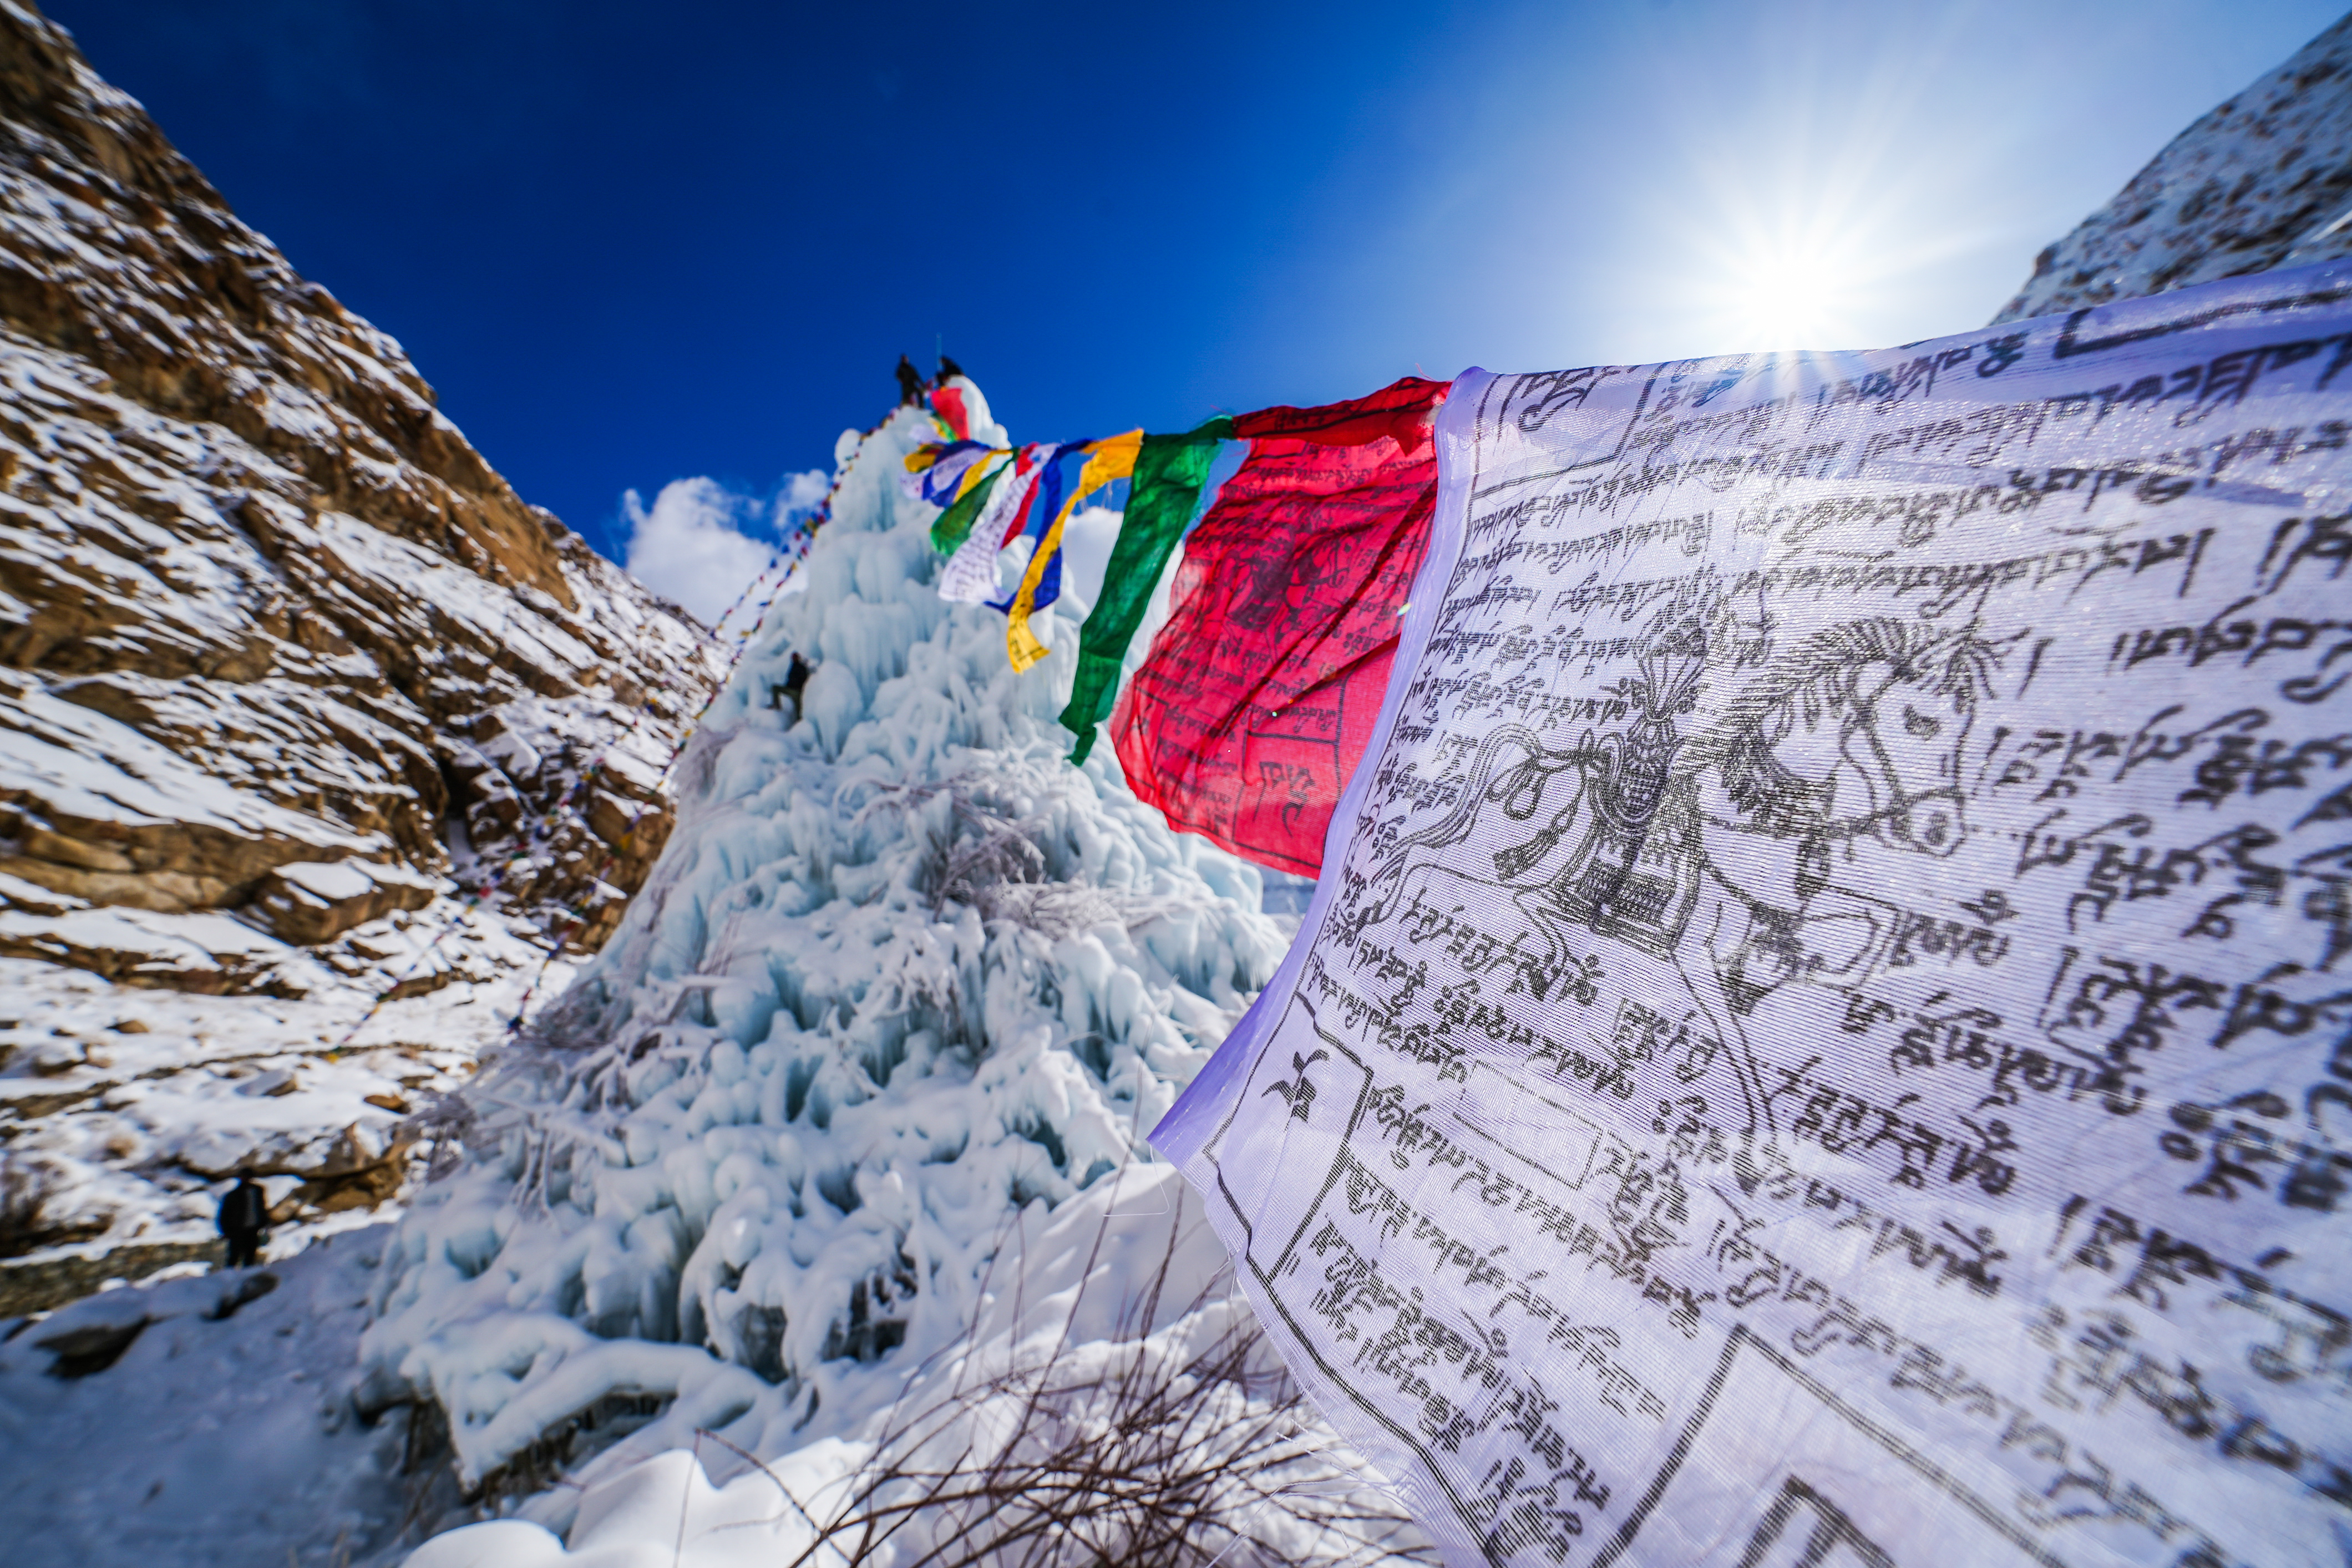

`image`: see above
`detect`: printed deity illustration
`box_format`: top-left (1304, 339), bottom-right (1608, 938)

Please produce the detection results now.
top-left (1355, 606), bottom-right (2008, 1154)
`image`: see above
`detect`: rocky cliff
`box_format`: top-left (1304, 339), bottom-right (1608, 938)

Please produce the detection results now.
top-left (1994, 11), bottom-right (2352, 322)
top-left (0, 0), bottom-right (721, 997)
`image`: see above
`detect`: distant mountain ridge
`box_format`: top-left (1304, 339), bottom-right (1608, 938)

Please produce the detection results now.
top-left (1994, 10), bottom-right (2352, 323)
top-left (0, 0), bottom-right (720, 995)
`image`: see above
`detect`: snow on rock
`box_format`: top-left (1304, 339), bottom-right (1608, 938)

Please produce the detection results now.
top-left (0, 902), bottom-right (311, 995)
top-left (1993, 11), bottom-right (2352, 322)
top-left (361, 384), bottom-right (1303, 1525)
top-left (0, 0), bottom-right (726, 987)
top-left (0, 924), bottom-right (577, 1286)
top-left (0, 0), bottom-right (743, 1301)
top-left (249, 859), bottom-right (439, 947)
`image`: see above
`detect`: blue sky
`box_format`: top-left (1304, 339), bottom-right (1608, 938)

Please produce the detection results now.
top-left (48, 0), bottom-right (2346, 570)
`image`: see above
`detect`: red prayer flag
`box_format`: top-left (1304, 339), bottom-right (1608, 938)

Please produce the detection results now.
top-left (1111, 377), bottom-right (1447, 876)
top-left (929, 383), bottom-right (972, 440)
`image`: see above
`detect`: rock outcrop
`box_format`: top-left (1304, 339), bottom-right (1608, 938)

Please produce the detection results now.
top-left (1994, 12), bottom-right (2352, 323)
top-left (0, 0), bottom-right (722, 992)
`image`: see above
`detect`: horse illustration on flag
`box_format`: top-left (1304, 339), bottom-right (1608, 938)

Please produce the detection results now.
top-left (1352, 610), bottom-right (2009, 1146)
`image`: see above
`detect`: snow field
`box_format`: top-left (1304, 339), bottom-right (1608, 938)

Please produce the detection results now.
top-left (0, 1224), bottom-right (418, 1567)
top-left (0, 911), bottom-right (577, 1281)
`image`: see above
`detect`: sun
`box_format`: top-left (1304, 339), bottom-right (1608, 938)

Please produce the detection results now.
top-left (1657, 147), bottom-right (1933, 357)
top-left (1717, 243), bottom-right (1866, 350)
top-left (1681, 214), bottom-right (1883, 354)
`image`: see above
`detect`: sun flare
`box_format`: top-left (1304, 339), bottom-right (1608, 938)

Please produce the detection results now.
top-left (1663, 140), bottom-right (1947, 357)
top-left (1717, 243), bottom-right (1868, 350)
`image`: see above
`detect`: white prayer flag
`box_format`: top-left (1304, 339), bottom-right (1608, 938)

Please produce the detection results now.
top-left (1155, 265), bottom-right (2352, 1568)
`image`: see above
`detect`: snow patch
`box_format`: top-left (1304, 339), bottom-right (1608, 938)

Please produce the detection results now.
top-left (402, 1167), bottom-right (1424, 1566)
top-left (0, 1226), bottom-right (422, 1567)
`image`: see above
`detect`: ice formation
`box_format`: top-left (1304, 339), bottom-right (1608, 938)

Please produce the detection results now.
top-left (359, 383), bottom-right (1296, 1518)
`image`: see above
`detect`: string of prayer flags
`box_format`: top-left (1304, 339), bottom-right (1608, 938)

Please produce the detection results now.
top-left (983, 440), bottom-right (1094, 606)
top-left (940, 445), bottom-right (1045, 600)
top-left (1111, 376), bottom-right (1448, 875)
top-left (903, 439), bottom-right (1003, 511)
top-left (1058, 415), bottom-right (1234, 763)
top-left (905, 377), bottom-right (1444, 826)
top-left (972, 439), bottom-right (1091, 607)
top-left (926, 455), bottom-right (1006, 555)
top-left (926, 431), bottom-right (1143, 648)
top-left (1005, 429), bottom-right (1143, 673)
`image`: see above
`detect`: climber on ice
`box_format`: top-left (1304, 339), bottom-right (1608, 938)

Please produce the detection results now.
top-left (782, 651), bottom-right (811, 719)
top-left (216, 1169), bottom-right (268, 1268)
top-left (896, 354), bottom-right (925, 406)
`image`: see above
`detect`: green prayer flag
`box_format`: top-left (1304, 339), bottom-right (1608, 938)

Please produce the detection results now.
top-left (929, 459), bottom-right (1003, 555)
top-left (1060, 416), bottom-right (1233, 763)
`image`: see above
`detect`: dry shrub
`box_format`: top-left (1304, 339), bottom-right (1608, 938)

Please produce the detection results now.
top-left (396, 1089), bottom-right (482, 1185)
top-left (862, 774), bottom-right (1128, 940)
top-left (700, 1204), bottom-right (1434, 1568)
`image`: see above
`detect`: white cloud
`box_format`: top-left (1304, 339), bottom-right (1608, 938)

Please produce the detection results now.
top-left (777, 468), bottom-right (829, 518)
top-left (621, 477), bottom-right (777, 627)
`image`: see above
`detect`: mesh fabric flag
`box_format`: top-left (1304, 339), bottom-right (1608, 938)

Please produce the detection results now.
top-left (1152, 267), bottom-right (2352, 1568)
top-left (1005, 429), bottom-right (1144, 673)
top-left (1111, 377), bottom-right (1448, 874)
top-left (1058, 415), bottom-right (1234, 763)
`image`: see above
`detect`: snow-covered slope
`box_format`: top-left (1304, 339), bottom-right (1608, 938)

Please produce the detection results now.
top-left (356, 389), bottom-right (1309, 1520)
top-left (1993, 11), bottom-right (2352, 322)
top-left (402, 1164), bottom-right (1426, 1568)
top-left (0, 0), bottom-right (725, 1325)
top-left (0, 0), bottom-right (722, 989)
top-left (0, 1225), bottom-right (417, 1566)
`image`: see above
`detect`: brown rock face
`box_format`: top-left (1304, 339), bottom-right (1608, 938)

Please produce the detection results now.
top-left (245, 859), bottom-right (439, 947)
top-left (1993, 13), bottom-right (2352, 324)
top-left (0, 1), bottom-right (722, 991)
top-left (0, 5), bottom-right (573, 607)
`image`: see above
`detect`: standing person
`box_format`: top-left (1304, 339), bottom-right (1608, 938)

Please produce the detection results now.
top-left (216, 1169), bottom-right (268, 1268)
top-left (895, 354), bottom-right (925, 406)
top-left (936, 352), bottom-right (966, 384)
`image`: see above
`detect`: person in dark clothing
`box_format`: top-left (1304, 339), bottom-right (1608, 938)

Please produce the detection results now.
top-left (896, 354), bottom-right (925, 406)
top-left (772, 651), bottom-right (812, 722)
top-left (217, 1170), bottom-right (268, 1268)
top-left (936, 353), bottom-right (966, 385)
